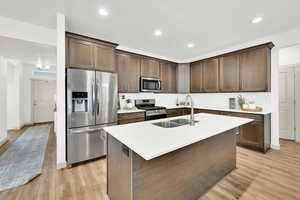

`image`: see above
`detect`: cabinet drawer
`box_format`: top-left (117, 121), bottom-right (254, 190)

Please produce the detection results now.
top-left (118, 112), bottom-right (145, 121)
top-left (167, 109), bottom-right (185, 117)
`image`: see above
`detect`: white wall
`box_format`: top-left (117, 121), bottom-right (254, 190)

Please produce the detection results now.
top-left (0, 16), bottom-right (56, 46)
top-left (0, 57), bottom-right (8, 144)
top-left (56, 13), bottom-right (66, 169)
top-left (6, 61), bottom-right (23, 129)
top-left (5, 60), bottom-right (56, 130)
top-left (279, 45), bottom-right (300, 66)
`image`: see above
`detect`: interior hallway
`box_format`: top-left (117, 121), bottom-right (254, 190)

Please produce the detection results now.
top-left (0, 126), bottom-right (299, 200)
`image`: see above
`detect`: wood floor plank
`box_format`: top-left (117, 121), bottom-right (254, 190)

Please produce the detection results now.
top-left (0, 127), bottom-right (300, 200)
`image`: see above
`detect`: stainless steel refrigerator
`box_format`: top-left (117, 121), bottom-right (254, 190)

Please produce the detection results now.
top-left (67, 68), bottom-right (118, 165)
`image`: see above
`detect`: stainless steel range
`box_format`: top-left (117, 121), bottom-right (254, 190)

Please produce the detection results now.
top-left (67, 68), bottom-right (118, 165)
top-left (135, 99), bottom-right (167, 120)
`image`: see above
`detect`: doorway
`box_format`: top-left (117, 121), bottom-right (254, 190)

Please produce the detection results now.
top-left (279, 67), bottom-right (295, 140)
top-left (32, 79), bottom-right (56, 123)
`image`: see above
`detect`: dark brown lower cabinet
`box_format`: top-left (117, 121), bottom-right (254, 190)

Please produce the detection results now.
top-left (166, 108), bottom-right (189, 117)
top-left (188, 109), bottom-right (270, 153)
top-left (118, 112), bottom-right (145, 125)
top-left (219, 111), bottom-right (270, 153)
top-left (239, 121), bottom-right (264, 149)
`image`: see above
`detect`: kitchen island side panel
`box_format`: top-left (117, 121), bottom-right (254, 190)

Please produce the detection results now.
top-left (107, 134), bottom-right (132, 200)
top-left (132, 128), bottom-right (237, 200)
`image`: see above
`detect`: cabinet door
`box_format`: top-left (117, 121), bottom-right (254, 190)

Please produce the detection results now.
top-left (219, 55), bottom-right (239, 92)
top-left (94, 44), bottom-right (116, 72)
top-left (190, 62), bottom-right (203, 93)
top-left (202, 58), bottom-right (219, 92)
top-left (117, 52), bottom-right (140, 93)
top-left (160, 62), bottom-right (177, 93)
top-left (239, 121), bottom-right (264, 148)
top-left (141, 58), bottom-right (160, 78)
top-left (167, 109), bottom-right (182, 117)
top-left (69, 38), bottom-right (94, 69)
top-left (239, 47), bottom-right (270, 91)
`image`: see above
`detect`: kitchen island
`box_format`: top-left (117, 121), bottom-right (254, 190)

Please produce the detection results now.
top-left (104, 113), bottom-right (252, 200)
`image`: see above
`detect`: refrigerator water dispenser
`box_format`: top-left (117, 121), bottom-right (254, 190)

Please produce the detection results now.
top-left (72, 92), bottom-right (88, 112)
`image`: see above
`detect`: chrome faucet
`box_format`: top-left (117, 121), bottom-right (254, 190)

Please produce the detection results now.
top-left (185, 95), bottom-right (195, 126)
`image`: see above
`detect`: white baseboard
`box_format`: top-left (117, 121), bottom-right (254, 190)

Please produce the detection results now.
top-left (57, 161), bottom-right (67, 169)
top-left (271, 144), bottom-right (280, 150)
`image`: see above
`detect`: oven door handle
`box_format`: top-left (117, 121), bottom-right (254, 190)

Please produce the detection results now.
top-left (158, 80), bottom-right (161, 90)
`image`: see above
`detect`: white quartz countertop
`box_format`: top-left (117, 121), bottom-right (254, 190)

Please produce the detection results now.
top-left (117, 109), bottom-right (145, 114)
top-left (165, 105), bottom-right (271, 115)
top-left (104, 113), bottom-right (253, 160)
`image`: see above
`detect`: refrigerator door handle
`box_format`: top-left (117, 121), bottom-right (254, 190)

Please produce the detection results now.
top-left (91, 83), bottom-right (95, 116)
top-left (96, 80), bottom-right (100, 116)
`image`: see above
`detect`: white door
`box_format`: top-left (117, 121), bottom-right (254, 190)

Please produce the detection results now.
top-left (279, 67), bottom-right (295, 140)
top-left (32, 80), bottom-right (56, 123)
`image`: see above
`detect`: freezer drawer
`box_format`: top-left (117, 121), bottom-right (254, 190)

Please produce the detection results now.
top-left (67, 127), bottom-right (107, 164)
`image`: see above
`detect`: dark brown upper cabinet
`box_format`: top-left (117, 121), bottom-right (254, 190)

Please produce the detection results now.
top-left (160, 61), bottom-right (177, 93)
top-left (116, 51), bottom-right (141, 93)
top-left (68, 38), bottom-right (94, 69)
top-left (239, 47), bottom-right (271, 92)
top-left (190, 61), bottom-right (203, 93)
top-left (190, 43), bottom-right (273, 93)
top-left (219, 54), bottom-right (240, 92)
top-left (202, 58), bottom-right (219, 92)
top-left (141, 57), bottom-right (160, 78)
top-left (94, 44), bottom-right (116, 72)
top-left (66, 33), bottom-right (118, 71)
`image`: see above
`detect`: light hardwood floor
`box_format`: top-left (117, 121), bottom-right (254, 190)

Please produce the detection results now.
top-left (0, 126), bottom-right (300, 200)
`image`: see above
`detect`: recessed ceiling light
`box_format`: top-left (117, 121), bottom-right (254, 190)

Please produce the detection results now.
top-left (154, 30), bottom-right (162, 37)
top-left (251, 17), bottom-right (263, 24)
top-left (45, 65), bottom-right (50, 70)
top-left (98, 8), bottom-right (109, 16)
top-left (187, 43), bottom-right (194, 48)
top-left (36, 63), bottom-right (42, 69)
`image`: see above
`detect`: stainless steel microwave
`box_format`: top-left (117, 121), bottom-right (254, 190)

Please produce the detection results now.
top-left (140, 77), bottom-right (161, 92)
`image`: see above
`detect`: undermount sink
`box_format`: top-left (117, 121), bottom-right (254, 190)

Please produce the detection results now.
top-left (152, 121), bottom-right (182, 128)
top-left (152, 119), bottom-right (199, 128)
top-left (170, 119), bottom-right (199, 125)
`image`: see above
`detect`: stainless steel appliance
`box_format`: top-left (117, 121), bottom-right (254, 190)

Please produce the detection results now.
top-left (135, 99), bottom-right (167, 120)
top-left (67, 68), bottom-right (118, 165)
top-left (140, 77), bottom-right (161, 92)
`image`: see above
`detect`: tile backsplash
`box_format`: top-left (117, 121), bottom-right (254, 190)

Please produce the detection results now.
top-left (119, 92), bottom-right (272, 111)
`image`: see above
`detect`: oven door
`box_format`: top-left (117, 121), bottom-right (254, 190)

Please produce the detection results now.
top-left (140, 77), bottom-right (161, 92)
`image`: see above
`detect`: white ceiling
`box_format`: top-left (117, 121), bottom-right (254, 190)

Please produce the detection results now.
top-left (0, 36), bottom-right (56, 68)
top-left (1, 0), bottom-right (300, 61)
